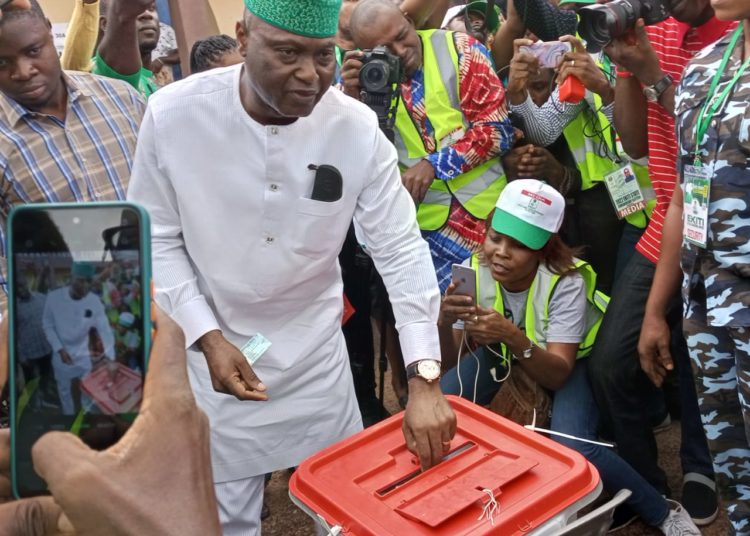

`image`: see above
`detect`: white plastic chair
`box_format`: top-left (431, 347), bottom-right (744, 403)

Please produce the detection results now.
top-left (556, 489), bottom-right (633, 536)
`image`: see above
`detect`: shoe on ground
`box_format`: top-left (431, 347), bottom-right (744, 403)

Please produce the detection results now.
top-left (608, 503), bottom-right (639, 533)
top-left (681, 472), bottom-right (718, 526)
top-left (659, 499), bottom-right (701, 535)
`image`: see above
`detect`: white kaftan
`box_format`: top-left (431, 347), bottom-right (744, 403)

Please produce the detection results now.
top-left (127, 65), bottom-right (441, 482)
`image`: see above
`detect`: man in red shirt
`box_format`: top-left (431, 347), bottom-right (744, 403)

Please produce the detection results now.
top-left (587, 0), bottom-right (736, 526)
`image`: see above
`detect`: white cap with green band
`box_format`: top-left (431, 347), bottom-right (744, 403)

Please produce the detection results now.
top-left (491, 179), bottom-right (565, 250)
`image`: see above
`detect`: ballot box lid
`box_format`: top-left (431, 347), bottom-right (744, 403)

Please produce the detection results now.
top-left (289, 395), bottom-right (600, 535)
top-left (80, 363), bottom-right (143, 414)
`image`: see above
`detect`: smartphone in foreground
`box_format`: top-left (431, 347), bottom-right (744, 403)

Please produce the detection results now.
top-left (519, 41), bottom-right (572, 69)
top-left (451, 264), bottom-right (477, 300)
top-left (8, 203), bottom-right (152, 498)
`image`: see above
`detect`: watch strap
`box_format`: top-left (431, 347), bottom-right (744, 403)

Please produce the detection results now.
top-left (645, 74), bottom-right (673, 99)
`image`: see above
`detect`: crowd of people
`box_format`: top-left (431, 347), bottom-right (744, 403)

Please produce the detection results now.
top-left (0, 0), bottom-right (748, 535)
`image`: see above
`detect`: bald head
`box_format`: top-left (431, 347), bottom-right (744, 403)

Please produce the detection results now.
top-left (349, 0), bottom-right (402, 41)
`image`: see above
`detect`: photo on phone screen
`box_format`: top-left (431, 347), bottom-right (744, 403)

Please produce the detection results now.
top-left (8, 203), bottom-right (151, 497)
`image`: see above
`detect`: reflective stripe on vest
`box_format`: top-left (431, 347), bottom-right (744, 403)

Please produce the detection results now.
top-left (394, 29), bottom-right (506, 232)
top-left (562, 91), bottom-right (655, 228)
top-left (471, 255), bottom-right (609, 365)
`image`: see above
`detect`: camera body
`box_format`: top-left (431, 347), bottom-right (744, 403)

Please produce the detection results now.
top-left (359, 46), bottom-right (402, 94)
top-left (359, 46), bottom-right (403, 141)
top-left (578, 0), bottom-right (669, 52)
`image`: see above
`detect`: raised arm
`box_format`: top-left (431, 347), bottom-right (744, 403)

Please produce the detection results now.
top-left (61, 0), bottom-right (100, 72)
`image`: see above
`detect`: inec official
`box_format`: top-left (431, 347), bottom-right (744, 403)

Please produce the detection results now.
top-left (126, 0), bottom-right (456, 533)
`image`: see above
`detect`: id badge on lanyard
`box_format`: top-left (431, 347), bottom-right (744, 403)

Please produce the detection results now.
top-left (603, 163), bottom-right (646, 219)
top-left (682, 162), bottom-right (711, 248)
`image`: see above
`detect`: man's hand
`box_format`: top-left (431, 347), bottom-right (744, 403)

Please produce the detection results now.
top-left (638, 313), bottom-right (673, 387)
top-left (401, 159), bottom-right (435, 203)
top-left (31, 308), bottom-right (222, 535)
top-left (340, 50), bottom-right (364, 100)
top-left (58, 350), bottom-right (72, 365)
top-left (403, 379), bottom-right (456, 470)
top-left (507, 38), bottom-right (538, 104)
top-left (465, 306), bottom-right (523, 347)
top-left (558, 35), bottom-right (614, 104)
top-left (604, 19), bottom-right (663, 85)
top-left (199, 330), bottom-right (268, 401)
top-left (516, 145), bottom-right (564, 181)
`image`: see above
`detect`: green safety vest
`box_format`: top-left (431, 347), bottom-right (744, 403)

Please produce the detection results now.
top-left (470, 255), bottom-right (609, 366)
top-left (561, 61), bottom-right (656, 229)
top-left (394, 30), bottom-right (506, 232)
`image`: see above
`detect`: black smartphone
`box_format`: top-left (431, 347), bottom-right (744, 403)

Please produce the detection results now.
top-left (8, 203), bottom-right (152, 498)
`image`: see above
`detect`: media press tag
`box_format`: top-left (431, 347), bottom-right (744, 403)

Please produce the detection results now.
top-left (241, 334), bottom-right (272, 366)
top-left (682, 164), bottom-right (711, 248)
top-left (604, 164), bottom-right (647, 220)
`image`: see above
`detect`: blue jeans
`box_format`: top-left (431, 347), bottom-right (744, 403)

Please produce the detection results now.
top-left (440, 347), bottom-right (503, 406)
top-left (552, 360), bottom-right (668, 526)
top-left (441, 352), bottom-right (670, 525)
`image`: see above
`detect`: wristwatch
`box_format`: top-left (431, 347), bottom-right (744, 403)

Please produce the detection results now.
top-left (406, 359), bottom-right (442, 383)
top-left (514, 339), bottom-right (536, 360)
top-left (643, 74), bottom-right (673, 103)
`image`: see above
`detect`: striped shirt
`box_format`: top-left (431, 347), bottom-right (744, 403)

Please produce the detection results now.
top-left (0, 71), bottom-right (145, 299)
top-left (634, 17), bottom-right (735, 264)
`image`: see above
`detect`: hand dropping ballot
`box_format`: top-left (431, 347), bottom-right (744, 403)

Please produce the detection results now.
top-left (241, 334), bottom-right (272, 365)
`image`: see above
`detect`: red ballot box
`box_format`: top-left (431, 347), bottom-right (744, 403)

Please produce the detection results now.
top-left (80, 363), bottom-right (143, 414)
top-left (289, 395), bottom-right (602, 535)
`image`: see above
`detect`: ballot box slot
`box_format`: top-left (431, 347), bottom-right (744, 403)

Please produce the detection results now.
top-left (375, 441), bottom-right (475, 496)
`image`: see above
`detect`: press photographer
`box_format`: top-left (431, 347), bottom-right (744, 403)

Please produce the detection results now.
top-left (341, 0), bottom-right (515, 295)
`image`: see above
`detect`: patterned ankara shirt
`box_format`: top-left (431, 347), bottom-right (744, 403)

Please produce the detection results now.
top-left (0, 72), bottom-right (145, 298)
top-left (676, 27), bottom-right (750, 328)
top-left (400, 32), bottom-right (514, 291)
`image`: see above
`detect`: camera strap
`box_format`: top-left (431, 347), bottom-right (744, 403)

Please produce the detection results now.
top-left (693, 26), bottom-right (749, 166)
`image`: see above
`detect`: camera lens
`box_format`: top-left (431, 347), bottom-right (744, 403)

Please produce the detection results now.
top-left (577, 0), bottom-right (639, 52)
top-left (360, 61), bottom-right (390, 92)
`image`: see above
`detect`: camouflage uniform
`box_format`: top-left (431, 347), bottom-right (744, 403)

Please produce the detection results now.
top-left (676, 27), bottom-right (750, 535)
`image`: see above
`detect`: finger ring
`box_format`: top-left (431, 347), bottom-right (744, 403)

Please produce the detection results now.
top-left (473, 315), bottom-right (479, 323)
top-left (571, 60), bottom-right (575, 68)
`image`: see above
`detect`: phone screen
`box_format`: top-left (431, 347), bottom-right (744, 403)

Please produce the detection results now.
top-left (10, 205), bottom-right (149, 497)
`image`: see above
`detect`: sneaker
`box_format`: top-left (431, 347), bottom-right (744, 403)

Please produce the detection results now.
top-left (681, 473), bottom-right (718, 526)
top-left (659, 500), bottom-right (701, 535)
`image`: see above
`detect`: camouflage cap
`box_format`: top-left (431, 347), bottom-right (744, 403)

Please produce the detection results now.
top-left (243, 0), bottom-right (343, 38)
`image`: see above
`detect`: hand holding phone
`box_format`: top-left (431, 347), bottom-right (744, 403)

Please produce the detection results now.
top-left (8, 203), bottom-right (152, 498)
top-left (440, 265), bottom-right (478, 327)
top-left (2, 308), bottom-right (222, 535)
top-left (519, 41), bottom-right (572, 69)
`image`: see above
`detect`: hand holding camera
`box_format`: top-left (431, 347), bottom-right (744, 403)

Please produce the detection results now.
top-left (557, 36), bottom-right (614, 104)
top-left (341, 50), bottom-right (365, 100)
top-left (507, 38), bottom-right (540, 104)
top-left (603, 18), bottom-right (664, 85)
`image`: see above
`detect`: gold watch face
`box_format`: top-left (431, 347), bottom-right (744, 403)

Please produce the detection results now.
top-left (417, 360), bottom-right (441, 381)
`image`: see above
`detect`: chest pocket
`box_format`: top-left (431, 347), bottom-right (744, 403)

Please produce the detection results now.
top-left (292, 197), bottom-right (347, 259)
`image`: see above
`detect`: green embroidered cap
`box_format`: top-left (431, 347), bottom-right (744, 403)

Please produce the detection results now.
top-left (244, 0), bottom-right (343, 38)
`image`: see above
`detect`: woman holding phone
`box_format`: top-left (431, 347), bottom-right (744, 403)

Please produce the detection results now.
top-left (438, 179), bottom-right (700, 535)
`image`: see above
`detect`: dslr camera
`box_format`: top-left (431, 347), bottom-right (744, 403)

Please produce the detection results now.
top-left (578, 0), bottom-right (669, 52)
top-left (359, 46), bottom-right (403, 139)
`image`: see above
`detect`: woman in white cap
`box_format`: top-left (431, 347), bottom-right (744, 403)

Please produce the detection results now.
top-left (439, 179), bottom-right (700, 534)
